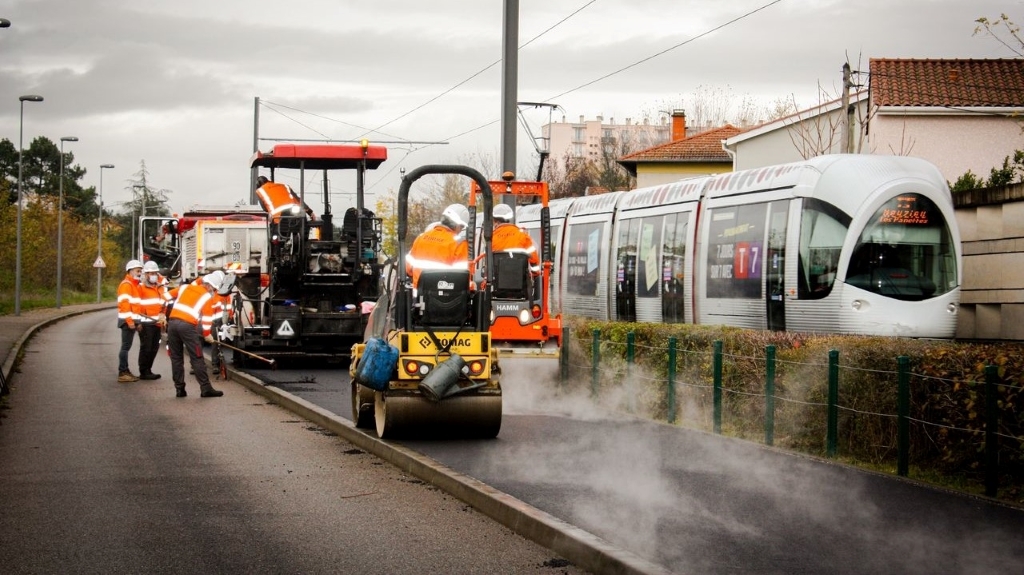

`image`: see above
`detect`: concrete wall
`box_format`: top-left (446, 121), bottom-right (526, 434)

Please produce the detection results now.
top-left (954, 183), bottom-right (1024, 340)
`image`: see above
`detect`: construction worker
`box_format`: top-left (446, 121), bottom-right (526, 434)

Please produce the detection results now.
top-left (491, 203), bottom-right (541, 277)
top-left (255, 175), bottom-right (316, 223)
top-left (116, 260), bottom-right (144, 383)
top-left (208, 263), bottom-right (241, 375)
top-left (167, 270), bottom-right (225, 398)
top-left (135, 261), bottom-right (167, 380)
top-left (405, 203), bottom-right (470, 288)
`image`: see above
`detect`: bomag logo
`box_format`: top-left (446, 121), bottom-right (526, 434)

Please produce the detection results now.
top-left (437, 281), bottom-right (455, 290)
top-left (418, 336), bottom-right (474, 348)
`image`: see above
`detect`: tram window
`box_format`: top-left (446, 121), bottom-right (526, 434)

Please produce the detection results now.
top-left (798, 199), bottom-right (850, 300)
top-left (706, 203), bottom-right (767, 299)
top-left (566, 221), bottom-right (603, 296)
top-left (637, 217), bottom-right (662, 298)
top-left (662, 213), bottom-right (687, 323)
top-left (846, 194), bottom-right (957, 301)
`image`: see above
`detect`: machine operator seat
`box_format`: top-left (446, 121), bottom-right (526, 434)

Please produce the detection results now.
top-left (417, 269), bottom-right (471, 328)
top-left (491, 252), bottom-right (532, 300)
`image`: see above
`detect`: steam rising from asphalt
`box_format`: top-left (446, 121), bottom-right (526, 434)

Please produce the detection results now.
top-left (493, 357), bottom-right (1023, 574)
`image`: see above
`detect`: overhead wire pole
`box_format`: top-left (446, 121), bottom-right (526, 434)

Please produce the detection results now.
top-left (251, 96), bottom-right (260, 204)
top-left (841, 63), bottom-right (852, 154)
top-left (501, 0), bottom-right (519, 185)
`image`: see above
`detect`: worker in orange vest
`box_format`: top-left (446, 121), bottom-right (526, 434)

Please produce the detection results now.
top-left (405, 204), bottom-right (470, 288)
top-left (136, 261), bottom-right (168, 380)
top-left (167, 271), bottom-right (225, 398)
top-left (255, 175), bottom-right (316, 223)
top-left (491, 203), bottom-right (541, 277)
top-left (117, 260), bottom-right (144, 383)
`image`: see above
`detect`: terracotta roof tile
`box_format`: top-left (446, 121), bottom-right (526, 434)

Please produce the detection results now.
top-left (620, 124), bottom-right (743, 163)
top-left (869, 58), bottom-right (1024, 107)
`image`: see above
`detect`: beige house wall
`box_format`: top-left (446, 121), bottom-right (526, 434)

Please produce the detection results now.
top-left (869, 113), bottom-right (1024, 184)
top-left (635, 162), bottom-right (732, 188)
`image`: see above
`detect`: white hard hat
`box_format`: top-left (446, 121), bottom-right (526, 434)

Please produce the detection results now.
top-left (493, 203), bottom-right (514, 223)
top-left (125, 259), bottom-right (143, 271)
top-left (202, 270), bottom-right (226, 290)
top-left (441, 204), bottom-right (470, 229)
top-left (142, 261), bottom-right (160, 273)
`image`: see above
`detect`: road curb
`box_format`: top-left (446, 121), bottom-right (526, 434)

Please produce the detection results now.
top-left (227, 367), bottom-right (676, 575)
top-left (1, 304), bottom-right (117, 394)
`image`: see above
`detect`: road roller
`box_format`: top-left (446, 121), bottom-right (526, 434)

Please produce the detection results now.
top-left (350, 165), bottom-right (503, 439)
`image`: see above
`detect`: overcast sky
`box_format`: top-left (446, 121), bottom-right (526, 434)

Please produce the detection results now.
top-left (2, 0), bottom-right (1021, 216)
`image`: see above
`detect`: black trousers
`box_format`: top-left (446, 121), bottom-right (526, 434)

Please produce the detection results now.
top-left (167, 319), bottom-right (214, 393)
top-left (138, 324), bottom-right (162, 375)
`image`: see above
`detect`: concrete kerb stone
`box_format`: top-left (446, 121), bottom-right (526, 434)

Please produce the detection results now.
top-left (226, 367), bottom-right (675, 575)
top-left (1, 304), bottom-right (118, 394)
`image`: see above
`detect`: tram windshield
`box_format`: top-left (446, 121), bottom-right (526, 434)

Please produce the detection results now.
top-left (845, 194), bottom-right (957, 301)
top-left (798, 199), bottom-right (850, 300)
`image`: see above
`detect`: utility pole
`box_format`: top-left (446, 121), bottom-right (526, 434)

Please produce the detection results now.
top-left (251, 96), bottom-right (260, 204)
top-left (841, 63), bottom-right (852, 154)
top-left (500, 0), bottom-right (519, 180)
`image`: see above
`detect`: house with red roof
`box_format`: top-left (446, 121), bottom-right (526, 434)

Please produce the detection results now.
top-left (723, 58), bottom-right (1024, 184)
top-left (617, 111), bottom-right (742, 188)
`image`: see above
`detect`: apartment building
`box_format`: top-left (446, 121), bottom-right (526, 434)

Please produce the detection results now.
top-left (542, 113), bottom-right (676, 175)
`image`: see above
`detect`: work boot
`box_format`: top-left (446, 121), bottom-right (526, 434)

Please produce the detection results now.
top-left (117, 371), bottom-right (139, 383)
top-left (200, 388), bottom-right (224, 398)
top-left (175, 388), bottom-right (187, 398)
top-left (139, 372), bottom-right (161, 380)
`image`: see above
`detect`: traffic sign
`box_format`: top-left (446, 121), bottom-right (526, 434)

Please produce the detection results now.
top-left (93, 256), bottom-right (106, 268)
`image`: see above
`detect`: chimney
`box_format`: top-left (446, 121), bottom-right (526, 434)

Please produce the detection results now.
top-left (671, 109), bottom-right (687, 141)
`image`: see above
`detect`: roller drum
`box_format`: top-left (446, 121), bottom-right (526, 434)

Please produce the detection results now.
top-left (351, 381), bottom-right (376, 429)
top-left (374, 391), bottom-right (502, 439)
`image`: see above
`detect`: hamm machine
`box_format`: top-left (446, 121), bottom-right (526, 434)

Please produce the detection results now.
top-left (350, 165), bottom-right (503, 439)
top-left (232, 142), bottom-right (387, 365)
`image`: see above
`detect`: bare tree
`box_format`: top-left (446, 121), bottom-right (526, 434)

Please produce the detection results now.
top-left (974, 13), bottom-right (1024, 56)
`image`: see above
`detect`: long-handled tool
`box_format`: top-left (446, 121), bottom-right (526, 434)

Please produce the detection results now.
top-left (217, 341), bottom-right (277, 368)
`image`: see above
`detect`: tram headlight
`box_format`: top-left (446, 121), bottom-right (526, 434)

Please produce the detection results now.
top-left (851, 299), bottom-right (867, 311)
top-left (947, 303), bottom-right (957, 314)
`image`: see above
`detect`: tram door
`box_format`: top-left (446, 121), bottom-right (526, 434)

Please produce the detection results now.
top-left (766, 201), bottom-right (789, 331)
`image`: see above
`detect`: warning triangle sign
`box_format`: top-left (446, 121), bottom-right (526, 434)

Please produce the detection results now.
top-left (93, 256), bottom-right (106, 268)
top-left (276, 320), bottom-right (295, 337)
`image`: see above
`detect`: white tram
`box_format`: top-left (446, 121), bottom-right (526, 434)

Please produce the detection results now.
top-left (518, 154), bottom-right (961, 337)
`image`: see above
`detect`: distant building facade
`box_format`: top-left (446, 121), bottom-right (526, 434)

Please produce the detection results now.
top-left (542, 114), bottom-right (675, 176)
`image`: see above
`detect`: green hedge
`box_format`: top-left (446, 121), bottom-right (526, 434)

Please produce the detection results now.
top-left (564, 320), bottom-right (1024, 502)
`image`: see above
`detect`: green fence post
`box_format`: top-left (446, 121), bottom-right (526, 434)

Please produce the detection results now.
top-left (591, 329), bottom-right (600, 398)
top-left (667, 337), bottom-right (677, 424)
top-left (826, 349), bottom-right (839, 458)
top-left (559, 326), bottom-right (570, 385)
top-left (626, 331), bottom-right (636, 413)
top-left (765, 345), bottom-right (776, 447)
top-left (985, 364), bottom-right (999, 498)
top-left (897, 356), bottom-right (909, 477)
top-left (713, 340), bottom-right (723, 434)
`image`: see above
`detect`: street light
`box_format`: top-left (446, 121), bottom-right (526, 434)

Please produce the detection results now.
top-left (56, 136), bottom-right (78, 309)
top-left (97, 163), bottom-right (114, 303)
top-left (15, 94), bottom-right (44, 317)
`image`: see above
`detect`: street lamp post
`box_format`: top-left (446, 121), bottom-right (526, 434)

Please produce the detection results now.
top-left (97, 164), bottom-right (114, 303)
top-left (15, 94), bottom-right (44, 317)
top-left (56, 136), bottom-right (78, 309)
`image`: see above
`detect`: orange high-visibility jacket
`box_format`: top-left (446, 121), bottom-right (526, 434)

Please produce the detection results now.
top-left (117, 274), bottom-right (140, 328)
top-left (256, 181), bottom-right (313, 222)
top-left (405, 224), bottom-right (469, 287)
top-left (169, 282), bottom-right (217, 337)
top-left (136, 282), bottom-right (166, 324)
top-left (492, 223), bottom-right (541, 276)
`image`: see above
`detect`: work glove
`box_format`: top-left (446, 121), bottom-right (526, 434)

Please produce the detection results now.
top-left (204, 334), bottom-right (215, 344)
top-left (135, 323), bottom-right (143, 333)
top-left (218, 324), bottom-right (234, 342)
top-left (155, 313), bottom-right (167, 327)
